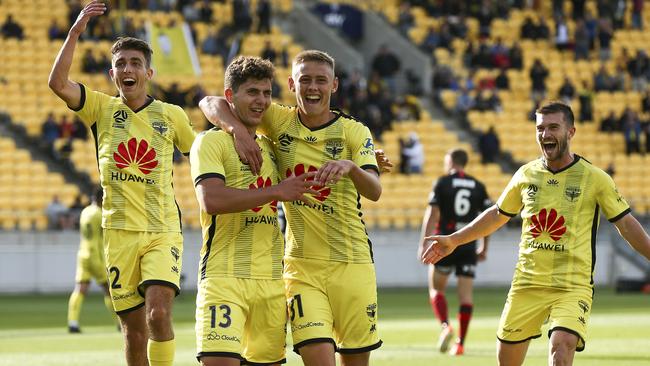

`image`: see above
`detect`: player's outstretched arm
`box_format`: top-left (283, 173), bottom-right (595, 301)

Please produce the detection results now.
top-left (199, 96), bottom-right (263, 175)
top-left (315, 160), bottom-right (382, 201)
top-left (48, 1), bottom-right (106, 109)
top-left (195, 172), bottom-right (318, 215)
top-left (613, 213), bottom-right (650, 261)
top-left (421, 205), bottom-right (509, 264)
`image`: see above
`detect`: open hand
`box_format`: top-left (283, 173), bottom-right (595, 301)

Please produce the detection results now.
top-left (233, 130), bottom-right (263, 175)
top-left (70, 1), bottom-right (106, 36)
top-left (375, 149), bottom-right (394, 174)
top-left (276, 172), bottom-right (319, 206)
top-left (314, 160), bottom-right (354, 186)
top-left (420, 235), bottom-right (456, 264)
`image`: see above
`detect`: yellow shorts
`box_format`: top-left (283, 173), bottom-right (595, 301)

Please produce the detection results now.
top-left (497, 285), bottom-right (592, 351)
top-left (74, 253), bottom-right (107, 284)
top-left (104, 229), bottom-right (183, 314)
top-left (284, 257), bottom-right (382, 354)
top-left (195, 276), bottom-right (287, 364)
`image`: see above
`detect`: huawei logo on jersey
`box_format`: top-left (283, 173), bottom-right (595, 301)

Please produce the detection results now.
top-left (114, 138), bottom-right (158, 175)
top-left (249, 177), bottom-right (278, 212)
top-left (529, 208), bottom-right (566, 241)
top-left (287, 164), bottom-right (330, 202)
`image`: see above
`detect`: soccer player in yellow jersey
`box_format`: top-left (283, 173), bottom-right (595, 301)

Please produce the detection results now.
top-left (67, 187), bottom-right (118, 333)
top-left (421, 102), bottom-right (650, 366)
top-left (191, 56), bottom-right (317, 366)
top-left (200, 50), bottom-right (383, 366)
top-left (48, 2), bottom-right (195, 365)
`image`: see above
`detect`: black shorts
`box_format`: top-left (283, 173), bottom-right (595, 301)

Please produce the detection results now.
top-left (434, 241), bottom-right (477, 278)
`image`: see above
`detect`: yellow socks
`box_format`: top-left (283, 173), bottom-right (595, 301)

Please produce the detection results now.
top-left (67, 291), bottom-right (84, 326)
top-left (147, 338), bottom-right (175, 366)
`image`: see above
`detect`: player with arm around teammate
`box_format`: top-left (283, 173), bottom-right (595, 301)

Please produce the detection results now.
top-left (190, 56), bottom-right (317, 366)
top-left (418, 148), bottom-right (491, 356)
top-left (421, 101), bottom-right (650, 366)
top-left (48, 2), bottom-right (196, 365)
top-left (200, 50), bottom-right (383, 366)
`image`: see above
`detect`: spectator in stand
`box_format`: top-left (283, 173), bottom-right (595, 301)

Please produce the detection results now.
top-left (474, 40), bottom-right (492, 69)
top-left (584, 10), bottom-right (598, 50)
top-left (627, 50), bottom-right (649, 92)
top-left (260, 40), bottom-right (276, 63)
top-left (621, 109), bottom-right (642, 154)
top-left (552, 0), bottom-right (565, 19)
top-left (520, 17), bottom-right (537, 39)
top-left (405, 69), bottom-right (423, 96)
top-left (530, 59), bottom-right (549, 101)
top-left (599, 110), bottom-right (618, 132)
top-left (46, 195), bottom-right (69, 230)
top-left (48, 19), bottom-right (66, 40)
top-left (437, 21), bottom-right (453, 51)
top-left (280, 43), bottom-right (289, 67)
top-left (643, 121), bottom-right (650, 153)
top-left (371, 44), bottom-right (401, 95)
top-left (574, 19), bottom-right (590, 60)
top-left (474, 89), bottom-right (490, 111)
top-left (572, 0), bottom-right (586, 20)
top-left (455, 87), bottom-right (474, 117)
top-left (611, 65), bottom-right (627, 91)
top-left (491, 38), bottom-right (510, 69)
top-left (233, 0), bottom-right (252, 32)
top-left (163, 82), bottom-right (189, 107)
top-left (479, 126), bottom-right (500, 164)
top-left (41, 112), bottom-right (60, 153)
top-left (642, 90), bottom-right (650, 113)
top-left (59, 115), bottom-right (74, 139)
top-left (1, 14), bottom-right (24, 40)
top-left (632, 0), bottom-right (644, 30)
top-left (598, 17), bottom-right (613, 61)
top-left (536, 16), bottom-right (551, 40)
top-left (578, 81), bottom-right (594, 122)
top-left (400, 132), bottom-right (424, 175)
top-left (509, 42), bottom-right (523, 70)
top-left (558, 77), bottom-right (576, 103)
top-left (256, 0), bottom-right (271, 34)
top-left (421, 25), bottom-right (440, 54)
top-left (613, 0), bottom-right (626, 29)
top-left (495, 68), bottom-right (510, 90)
top-left (81, 49), bottom-right (99, 73)
top-left (476, 2), bottom-right (494, 38)
top-left (593, 65), bottom-right (612, 91)
top-left (198, 0), bottom-right (213, 23)
top-left (463, 41), bottom-right (476, 69)
top-left (71, 116), bottom-right (88, 140)
top-left (555, 16), bottom-right (570, 51)
top-left (397, 2), bottom-right (415, 37)
top-left (448, 15), bottom-right (468, 39)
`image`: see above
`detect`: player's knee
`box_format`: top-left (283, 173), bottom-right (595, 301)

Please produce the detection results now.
top-left (146, 305), bottom-right (171, 328)
top-left (549, 340), bottom-right (574, 365)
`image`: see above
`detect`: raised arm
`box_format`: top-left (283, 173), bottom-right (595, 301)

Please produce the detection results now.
top-left (613, 213), bottom-right (650, 261)
top-left (199, 96), bottom-right (263, 175)
top-left (48, 1), bottom-right (106, 109)
top-left (421, 205), bottom-right (510, 264)
top-left (195, 173), bottom-right (318, 215)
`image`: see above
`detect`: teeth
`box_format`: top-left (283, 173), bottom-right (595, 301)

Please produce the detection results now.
top-left (306, 95), bottom-right (320, 100)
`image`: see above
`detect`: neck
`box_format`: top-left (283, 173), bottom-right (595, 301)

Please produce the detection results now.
top-left (545, 152), bottom-right (575, 171)
top-left (298, 110), bottom-right (334, 129)
top-left (122, 93), bottom-right (149, 111)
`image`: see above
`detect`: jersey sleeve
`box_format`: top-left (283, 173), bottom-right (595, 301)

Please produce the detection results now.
top-left (260, 102), bottom-right (292, 139)
top-left (349, 123), bottom-right (379, 174)
top-left (170, 105), bottom-right (196, 154)
top-left (595, 170), bottom-right (631, 222)
top-left (190, 131), bottom-right (227, 186)
top-left (71, 84), bottom-right (111, 127)
top-left (496, 167), bottom-right (524, 217)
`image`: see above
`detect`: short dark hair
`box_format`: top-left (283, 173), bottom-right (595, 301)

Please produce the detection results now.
top-left (293, 50), bottom-right (335, 72)
top-left (224, 56), bottom-right (275, 92)
top-left (537, 101), bottom-right (574, 126)
top-left (448, 148), bottom-right (468, 167)
top-left (111, 37), bottom-right (153, 68)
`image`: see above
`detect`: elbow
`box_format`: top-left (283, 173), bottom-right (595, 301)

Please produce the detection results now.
top-left (48, 76), bottom-right (62, 93)
top-left (366, 186), bottom-right (382, 202)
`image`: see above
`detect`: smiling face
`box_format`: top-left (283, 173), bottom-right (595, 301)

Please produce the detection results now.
top-left (226, 78), bottom-right (272, 131)
top-left (536, 111), bottom-right (575, 169)
top-left (109, 49), bottom-right (153, 104)
top-left (289, 60), bottom-right (338, 126)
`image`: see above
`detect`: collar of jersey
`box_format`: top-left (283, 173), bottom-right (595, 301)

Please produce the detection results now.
top-left (297, 108), bottom-right (342, 131)
top-left (115, 95), bottom-right (155, 113)
top-left (543, 154), bottom-right (581, 174)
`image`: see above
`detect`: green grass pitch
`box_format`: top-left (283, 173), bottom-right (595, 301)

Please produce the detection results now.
top-left (1, 287), bottom-right (649, 365)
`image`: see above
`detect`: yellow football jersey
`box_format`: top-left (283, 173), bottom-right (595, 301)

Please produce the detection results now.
top-left (497, 155), bottom-right (630, 289)
top-left (261, 103), bottom-right (379, 264)
top-left (190, 129), bottom-right (283, 280)
top-left (73, 84), bottom-right (196, 232)
top-left (78, 203), bottom-right (103, 262)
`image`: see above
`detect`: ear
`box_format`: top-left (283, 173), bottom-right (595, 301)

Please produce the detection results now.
top-left (146, 67), bottom-right (154, 80)
top-left (568, 126), bottom-right (576, 139)
top-left (288, 76), bottom-right (295, 93)
top-left (224, 88), bottom-right (234, 103)
top-left (109, 68), bottom-right (115, 81)
top-left (332, 76), bottom-right (339, 93)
